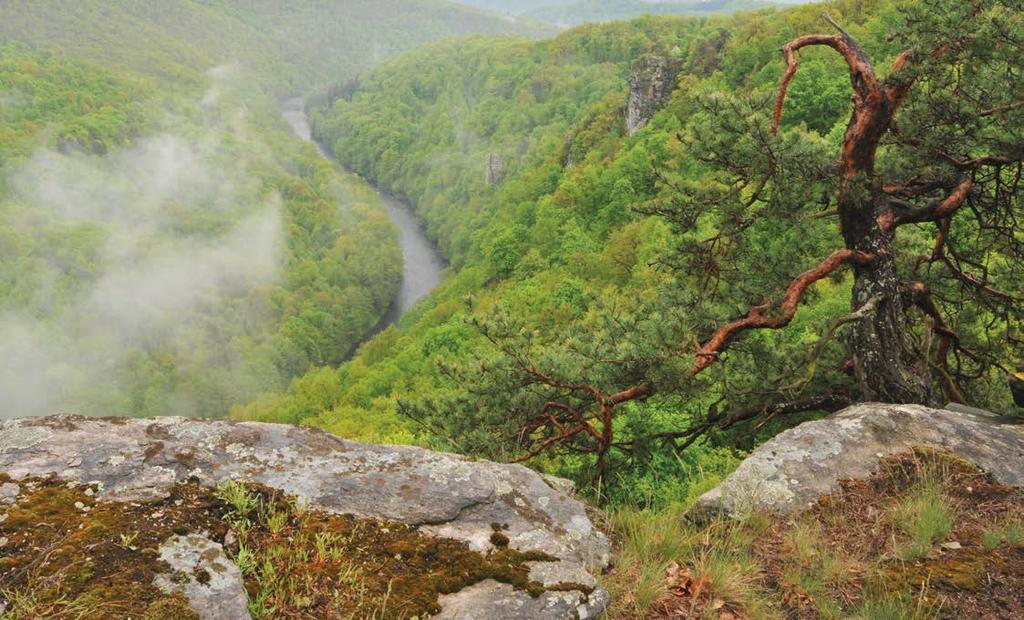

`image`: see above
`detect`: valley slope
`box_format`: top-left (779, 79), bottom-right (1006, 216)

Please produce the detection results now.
top-left (0, 0), bottom-right (540, 418)
top-left (237, 0), bottom-right (1022, 507)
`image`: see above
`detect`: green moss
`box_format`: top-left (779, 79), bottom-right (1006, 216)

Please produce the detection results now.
top-left (230, 485), bottom-right (566, 617)
top-left (0, 474), bottom-right (225, 619)
top-left (880, 549), bottom-right (990, 593)
top-left (141, 596), bottom-right (202, 620)
top-left (0, 474), bottom-right (585, 619)
top-left (490, 531), bottom-right (511, 547)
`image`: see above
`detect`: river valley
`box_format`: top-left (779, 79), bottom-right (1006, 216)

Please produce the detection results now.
top-left (281, 98), bottom-right (444, 328)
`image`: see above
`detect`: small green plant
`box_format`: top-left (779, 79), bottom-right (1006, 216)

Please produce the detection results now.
top-left (267, 505), bottom-right (289, 533)
top-left (983, 529), bottom-right (1002, 550)
top-left (234, 542), bottom-right (257, 576)
top-left (888, 478), bottom-right (956, 560)
top-left (247, 588), bottom-right (272, 620)
top-left (779, 521), bottom-right (855, 618)
top-left (854, 581), bottom-right (941, 620)
top-left (982, 518), bottom-right (1024, 549)
top-left (118, 532), bottom-right (138, 551)
top-left (0, 586), bottom-right (101, 619)
top-left (314, 531), bottom-right (342, 561)
top-left (1006, 521), bottom-right (1024, 545)
top-left (337, 562), bottom-right (363, 587)
top-left (217, 480), bottom-right (263, 529)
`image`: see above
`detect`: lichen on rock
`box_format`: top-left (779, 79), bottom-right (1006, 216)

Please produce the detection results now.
top-left (689, 403), bottom-right (1024, 520)
top-left (0, 416), bottom-right (611, 619)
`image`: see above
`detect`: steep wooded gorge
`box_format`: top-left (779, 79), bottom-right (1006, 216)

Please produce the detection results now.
top-left (248, 0), bottom-right (1022, 506)
top-left (0, 0), bottom-right (542, 419)
top-left (1, 0), bottom-right (1022, 617)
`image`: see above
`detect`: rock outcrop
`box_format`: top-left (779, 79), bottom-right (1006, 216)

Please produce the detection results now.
top-left (485, 152), bottom-right (506, 186)
top-left (689, 403), bottom-right (1024, 519)
top-left (0, 416), bottom-right (611, 619)
top-left (626, 55), bottom-right (682, 135)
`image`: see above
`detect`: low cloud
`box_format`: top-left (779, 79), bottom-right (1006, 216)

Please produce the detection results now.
top-left (0, 126), bottom-right (283, 418)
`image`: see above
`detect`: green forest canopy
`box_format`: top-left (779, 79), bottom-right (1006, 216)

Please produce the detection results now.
top-left (452, 0), bottom-right (816, 23)
top-left (236, 0), bottom-right (1023, 506)
top-left (0, 0), bottom-right (1019, 509)
top-left (0, 0), bottom-right (540, 418)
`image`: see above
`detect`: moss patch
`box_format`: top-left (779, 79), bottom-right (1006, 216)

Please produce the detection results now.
top-left (0, 473), bottom-right (214, 619)
top-left (0, 474), bottom-right (580, 619)
top-left (223, 483), bottom-right (563, 618)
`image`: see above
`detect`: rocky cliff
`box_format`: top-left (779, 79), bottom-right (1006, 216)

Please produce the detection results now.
top-left (625, 55), bottom-right (683, 135)
top-left (0, 416), bottom-right (611, 619)
top-left (485, 152), bottom-right (507, 186)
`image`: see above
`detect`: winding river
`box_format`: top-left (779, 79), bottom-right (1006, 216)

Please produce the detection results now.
top-left (281, 98), bottom-right (444, 329)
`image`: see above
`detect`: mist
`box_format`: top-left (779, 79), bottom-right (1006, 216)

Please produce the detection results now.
top-left (0, 129), bottom-right (283, 419)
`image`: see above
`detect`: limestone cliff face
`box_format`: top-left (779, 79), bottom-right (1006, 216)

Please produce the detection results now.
top-left (0, 416), bottom-right (611, 619)
top-left (485, 152), bottom-right (506, 186)
top-left (625, 55), bottom-right (682, 135)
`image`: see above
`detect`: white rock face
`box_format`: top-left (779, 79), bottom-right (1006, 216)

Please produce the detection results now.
top-left (689, 403), bottom-right (1024, 519)
top-left (0, 416), bottom-right (612, 619)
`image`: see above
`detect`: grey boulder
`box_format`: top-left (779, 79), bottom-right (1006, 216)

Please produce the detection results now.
top-left (153, 533), bottom-right (250, 620)
top-left (0, 416), bottom-right (611, 619)
top-left (689, 403), bottom-right (1024, 519)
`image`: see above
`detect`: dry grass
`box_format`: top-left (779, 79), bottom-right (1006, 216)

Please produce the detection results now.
top-left (600, 448), bottom-right (1024, 619)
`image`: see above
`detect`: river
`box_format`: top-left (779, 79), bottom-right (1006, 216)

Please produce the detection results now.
top-left (281, 98), bottom-right (444, 328)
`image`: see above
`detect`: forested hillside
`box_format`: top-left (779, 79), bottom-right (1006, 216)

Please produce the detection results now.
top-left (0, 0), bottom-right (549, 91)
top-left (236, 0), bottom-right (1023, 509)
top-left (1, 0), bottom-right (1022, 617)
top-left (451, 0), bottom-right (577, 14)
top-left (0, 0), bottom-right (539, 418)
top-left (453, 0), bottom-right (813, 24)
top-left (0, 43), bottom-right (401, 417)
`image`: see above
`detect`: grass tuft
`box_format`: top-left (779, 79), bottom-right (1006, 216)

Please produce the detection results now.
top-left (888, 477), bottom-right (956, 560)
top-left (603, 507), bottom-right (772, 618)
top-left (604, 506), bottom-right (696, 616)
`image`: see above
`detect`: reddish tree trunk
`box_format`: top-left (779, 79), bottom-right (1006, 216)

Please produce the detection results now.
top-left (775, 20), bottom-right (932, 404)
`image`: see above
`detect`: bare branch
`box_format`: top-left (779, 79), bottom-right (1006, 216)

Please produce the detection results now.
top-left (774, 14), bottom-right (884, 134)
top-left (979, 99), bottom-right (1024, 117)
top-left (906, 282), bottom-right (964, 403)
top-left (893, 178), bottom-right (973, 226)
top-left (692, 249), bottom-right (875, 375)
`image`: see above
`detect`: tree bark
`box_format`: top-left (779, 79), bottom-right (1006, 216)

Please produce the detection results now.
top-left (841, 180), bottom-right (930, 402)
top-left (775, 16), bottom-right (933, 404)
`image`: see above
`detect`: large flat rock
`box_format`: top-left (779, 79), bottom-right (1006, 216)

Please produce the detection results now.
top-left (689, 403), bottom-right (1024, 519)
top-left (0, 416), bottom-right (611, 619)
